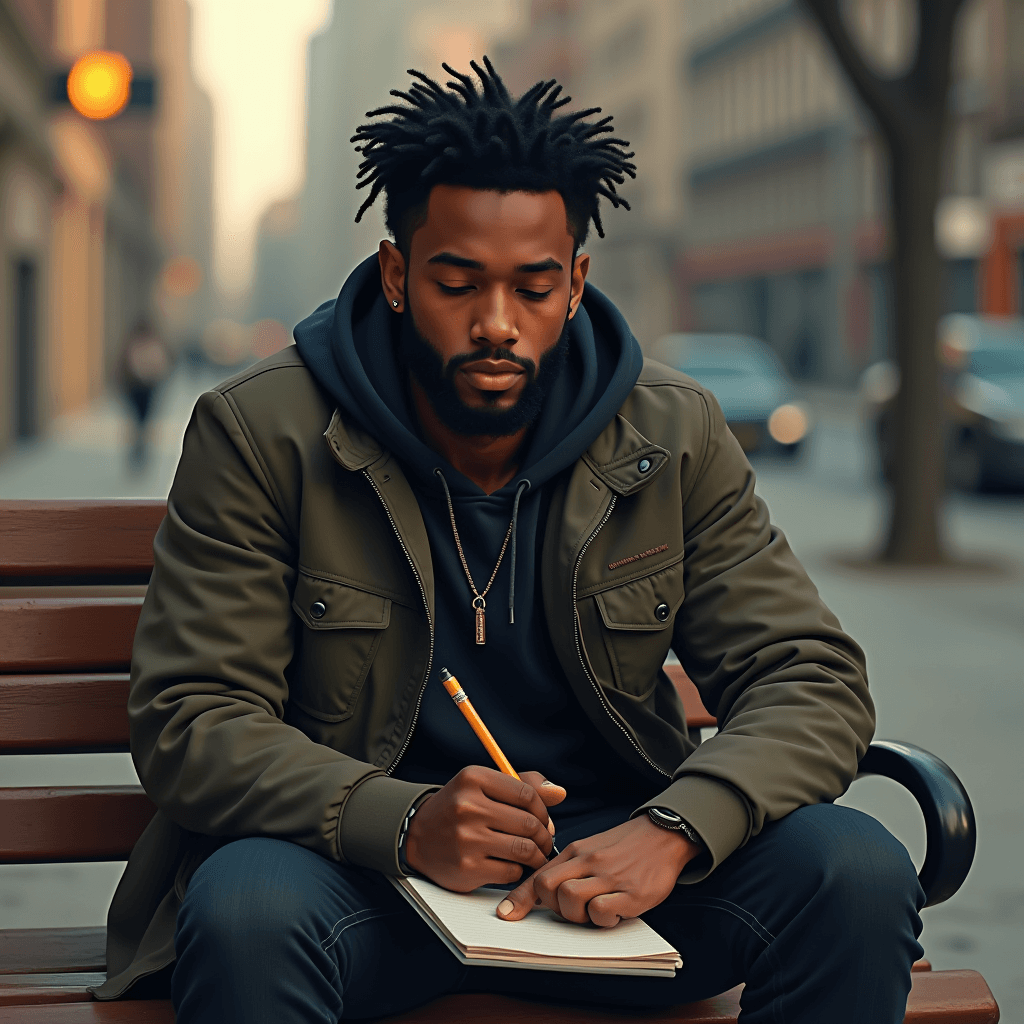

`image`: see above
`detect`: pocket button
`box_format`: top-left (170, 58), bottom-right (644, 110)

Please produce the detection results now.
top-left (638, 458), bottom-right (652, 473)
top-left (654, 602), bottom-right (670, 621)
top-left (310, 600), bottom-right (327, 619)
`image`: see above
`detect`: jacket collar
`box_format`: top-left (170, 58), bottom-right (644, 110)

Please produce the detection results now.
top-left (324, 409), bottom-right (383, 470)
top-left (324, 405), bottom-right (670, 496)
top-left (582, 413), bottom-right (670, 496)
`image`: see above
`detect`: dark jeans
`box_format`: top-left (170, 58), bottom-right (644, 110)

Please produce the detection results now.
top-left (172, 804), bottom-right (924, 1023)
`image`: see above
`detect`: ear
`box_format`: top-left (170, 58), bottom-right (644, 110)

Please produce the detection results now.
top-left (568, 253), bottom-right (590, 320)
top-left (378, 240), bottom-right (406, 312)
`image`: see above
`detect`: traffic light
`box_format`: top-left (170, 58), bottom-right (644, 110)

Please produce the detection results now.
top-left (49, 51), bottom-right (156, 118)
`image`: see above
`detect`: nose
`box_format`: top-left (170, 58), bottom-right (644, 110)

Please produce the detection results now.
top-left (471, 286), bottom-right (519, 348)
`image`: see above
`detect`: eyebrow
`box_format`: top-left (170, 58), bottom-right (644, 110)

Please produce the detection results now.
top-left (426, 252), bottom-right (564, 274)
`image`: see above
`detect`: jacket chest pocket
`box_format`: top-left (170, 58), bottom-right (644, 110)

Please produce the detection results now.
top-left (592, 559), bottom-right (685, 697)
top-left (290, 572), bottom-right (391, 722)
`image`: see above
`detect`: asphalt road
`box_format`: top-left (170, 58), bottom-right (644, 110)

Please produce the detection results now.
top-left (1, 370), bottom-right (1022, 1018)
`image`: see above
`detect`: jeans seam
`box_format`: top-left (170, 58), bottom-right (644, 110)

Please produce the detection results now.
top-left (320, 908), bottom-right (402, 953)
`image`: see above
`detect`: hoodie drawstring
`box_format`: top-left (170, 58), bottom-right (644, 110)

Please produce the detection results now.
top-left (508, 479), bottom-right (530, 625)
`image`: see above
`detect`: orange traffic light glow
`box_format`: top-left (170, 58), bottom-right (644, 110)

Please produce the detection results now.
top-left (67, 51), bottom-right (133, 120)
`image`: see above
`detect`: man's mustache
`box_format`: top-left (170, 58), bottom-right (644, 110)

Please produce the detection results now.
top-left (443, 348), bottom-right (537, 381)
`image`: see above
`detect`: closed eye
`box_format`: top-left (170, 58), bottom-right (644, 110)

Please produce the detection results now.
top-left (437, 283), bottom-right (474, 295)
top-left (518, 289), bottom-right (553, 301)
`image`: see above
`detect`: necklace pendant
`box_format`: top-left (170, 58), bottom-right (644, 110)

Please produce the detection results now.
top-left (473, 598), bottom-right (486, 645)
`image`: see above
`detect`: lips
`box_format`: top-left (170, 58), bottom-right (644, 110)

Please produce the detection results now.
top-left (458, 360), bottom-right (526, 392)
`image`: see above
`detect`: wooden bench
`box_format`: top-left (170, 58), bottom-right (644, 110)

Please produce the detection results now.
top-left (0, 499), bottom-right (1000, 1022)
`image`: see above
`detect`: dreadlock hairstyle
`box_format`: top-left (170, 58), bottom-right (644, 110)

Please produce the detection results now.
top-left (351, 56), bottom-right (636, 253)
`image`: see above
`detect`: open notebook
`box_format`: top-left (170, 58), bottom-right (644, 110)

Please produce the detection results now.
top-left (390, 876), bottom-right (682, 977)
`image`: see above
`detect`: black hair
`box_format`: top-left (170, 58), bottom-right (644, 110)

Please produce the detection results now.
top-left (351, 56), bottom-right (636, 253)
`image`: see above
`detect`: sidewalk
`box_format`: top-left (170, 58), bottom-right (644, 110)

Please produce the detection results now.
top-left (0, 364), bottom-right (226, 500)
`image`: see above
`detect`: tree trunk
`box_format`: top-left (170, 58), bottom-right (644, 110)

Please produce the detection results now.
top-left (885, 135), bottom-right (948, 563)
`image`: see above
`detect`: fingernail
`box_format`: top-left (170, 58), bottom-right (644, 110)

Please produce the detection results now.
top-left (497, 899), bottom-right (514, 916)
top-left (541, 781), bottom-right (564, 789)
top-left (548, 820), bottom-right (556, 835)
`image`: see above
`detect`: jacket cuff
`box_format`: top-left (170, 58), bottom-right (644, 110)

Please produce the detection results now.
top-left (338, 775), bottom-right (439, 874)
top-left (633, 774), bottom-right (751, 883)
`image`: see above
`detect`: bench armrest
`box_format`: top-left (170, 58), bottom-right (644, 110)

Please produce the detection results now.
top-left (857, 740), bottom-right (977, 909)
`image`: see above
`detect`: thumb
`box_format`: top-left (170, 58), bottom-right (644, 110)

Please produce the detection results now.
top-left (496, 876), bottom-right (538, 922)
top-left (520, 771), bottom-right (567, 807)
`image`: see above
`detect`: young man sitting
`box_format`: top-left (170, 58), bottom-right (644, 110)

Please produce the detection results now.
top-left (95, 58), bottom-right (923, 1023)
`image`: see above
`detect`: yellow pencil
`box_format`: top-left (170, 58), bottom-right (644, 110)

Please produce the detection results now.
top-left (439, 667), bottom-right (520, 780)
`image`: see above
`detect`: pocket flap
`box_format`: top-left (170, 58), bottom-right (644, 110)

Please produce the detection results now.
top-left (292, 572), bottom-right (391, 630)
top-left (595, 562), bottom-right (684, 632)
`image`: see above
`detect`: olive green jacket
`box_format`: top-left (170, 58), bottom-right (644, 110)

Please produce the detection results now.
top-left (95, 346), bottom-right (872, 999)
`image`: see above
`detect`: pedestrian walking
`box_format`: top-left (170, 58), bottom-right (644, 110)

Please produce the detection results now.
top-left (119, 319), bottom-right (172, 473)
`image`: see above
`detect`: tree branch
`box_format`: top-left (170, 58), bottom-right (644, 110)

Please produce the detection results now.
top-left (801, 0), bottom-right (911, 139)
top-left (909, 0), bottom-right (969, 109)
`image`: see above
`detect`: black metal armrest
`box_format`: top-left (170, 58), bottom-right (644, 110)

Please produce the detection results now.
top-left (856, 740), bottom-right (976, 908)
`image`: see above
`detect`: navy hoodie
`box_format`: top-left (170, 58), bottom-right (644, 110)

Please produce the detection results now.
top-left (294, 255), bottom-right (660, 837)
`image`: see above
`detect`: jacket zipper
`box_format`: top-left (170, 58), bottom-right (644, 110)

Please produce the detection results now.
top-left (362, 469), bottom-right (434, 775)
top-left (573, 494), bottom-right (671, 779)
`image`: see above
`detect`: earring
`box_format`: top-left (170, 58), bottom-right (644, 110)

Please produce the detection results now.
top-left (392, 299), bottom-right (400, 308)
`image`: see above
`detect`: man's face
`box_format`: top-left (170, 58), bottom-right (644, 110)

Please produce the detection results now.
top-left (379, 185), bottom-right (589, 436)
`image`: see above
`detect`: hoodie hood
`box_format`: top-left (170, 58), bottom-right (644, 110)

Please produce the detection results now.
top-left (294, 253), bottom-right (644, 494)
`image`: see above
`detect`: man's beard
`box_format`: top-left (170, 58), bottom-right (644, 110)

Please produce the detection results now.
top-left (399, 308), bottom-right (570, 438)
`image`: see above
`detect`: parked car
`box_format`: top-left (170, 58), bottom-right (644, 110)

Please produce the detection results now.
top-left (861, 314), bottom-right (1024, 491)
top-left (652, 333), bottom-right (812, 456)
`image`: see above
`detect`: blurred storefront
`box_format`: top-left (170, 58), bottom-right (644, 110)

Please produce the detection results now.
top-left (0, 0), bottom-right (56, 451)
top-left (0, 0), bottom-right (213, 457)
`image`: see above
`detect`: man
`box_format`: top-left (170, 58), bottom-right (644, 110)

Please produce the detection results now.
top-left (95, 59), bottom-right (923, 1022)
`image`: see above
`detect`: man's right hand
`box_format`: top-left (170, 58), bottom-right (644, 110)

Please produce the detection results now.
top-left (404, 766), bottom-right (567, 892)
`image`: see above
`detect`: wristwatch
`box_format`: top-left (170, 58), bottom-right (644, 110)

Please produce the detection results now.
top-left (647, 807), bottom-right (704, 848)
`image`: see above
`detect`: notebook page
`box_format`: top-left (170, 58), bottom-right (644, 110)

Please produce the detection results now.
top-left (400, 877), bottom-right (679, 963)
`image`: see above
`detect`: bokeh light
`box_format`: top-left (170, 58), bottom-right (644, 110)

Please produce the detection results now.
top-left (67, 51), bottom-right (133, 120)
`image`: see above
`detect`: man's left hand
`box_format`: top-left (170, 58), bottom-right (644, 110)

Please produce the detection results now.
top-left (495, 816), bottom-right (703, 928)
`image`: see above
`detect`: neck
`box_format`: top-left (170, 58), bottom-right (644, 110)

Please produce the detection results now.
top-left (410, 379), bottom-right (527, 495)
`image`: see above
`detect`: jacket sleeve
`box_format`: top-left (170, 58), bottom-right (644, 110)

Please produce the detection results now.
top-left (129, 389), bottom-right (432, 871)
top-left (635, 387), bottom-right (875, 881)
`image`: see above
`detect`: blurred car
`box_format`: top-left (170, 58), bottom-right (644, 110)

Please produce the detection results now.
top-left (652, 333), bottom-right (813, 456)
top-left (861, 314), bottom-right (1024, 491)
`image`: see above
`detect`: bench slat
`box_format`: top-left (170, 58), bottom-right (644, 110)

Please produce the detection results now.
top-left (0, 677), bottom-right (130, 754)
top-left (0, 929), bottom-right (106, 975)
top-left (663, 665), bottom-right (717, 730)
top-left (0, 600), bottom-right (142, 674)
top-left (0, 972), bottom-right (998, 1021)
top-left (0, 501), bottom-right (164, 580)
top-left (0, 1002), bottom-right (175, 1021)
top-left (0, 974), bottom-right (106, 1007)
top-left (0, 788), bottom-right (156, 864)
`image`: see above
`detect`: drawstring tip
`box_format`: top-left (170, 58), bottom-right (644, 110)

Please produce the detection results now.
top-left (509, 608), bottom-right (515, 625)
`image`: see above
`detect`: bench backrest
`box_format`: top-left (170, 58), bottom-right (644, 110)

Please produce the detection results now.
top-left (0, 499), bottom-right (714, 868)
top-left (0, 501), bottom-right (165, 865)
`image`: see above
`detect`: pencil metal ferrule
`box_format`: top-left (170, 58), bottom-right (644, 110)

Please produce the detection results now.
top-left (452, 689), bottom-right (468, 704)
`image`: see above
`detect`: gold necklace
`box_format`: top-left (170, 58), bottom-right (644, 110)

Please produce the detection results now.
top-left (439, 481), bottom-right (516, 645)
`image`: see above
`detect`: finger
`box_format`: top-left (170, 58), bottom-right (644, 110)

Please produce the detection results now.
top-left (494, 831), bottom-right (549, 871)
top-left (487, 801), bottom-right (553, 857)
top-left (496, 874), bottom-right (539, 921)
top-left (529, 854), bottom-right (596, 916)
top-left (587, 891), bottom-right (637, 929)
top-left (552, 876), bottom-right (610, 925)
top-left (477, 769), bottom-right (557, 838)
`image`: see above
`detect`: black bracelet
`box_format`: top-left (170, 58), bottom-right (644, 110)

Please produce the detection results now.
top-left (397, 802), bottom-right (420, 875)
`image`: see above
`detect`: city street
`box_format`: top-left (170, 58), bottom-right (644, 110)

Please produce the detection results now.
top-left (1, 371), bottom-right (1022, 1018)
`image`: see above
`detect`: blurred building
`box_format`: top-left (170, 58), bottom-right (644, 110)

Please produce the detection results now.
top-left (0, 0), bottom-right (213, 455)
top-left (248, 0), bottom-right (524, 332)
top-left (683, 0), bottom-right (1016, 385)
top-left (496, 0), bottom-right (691, 348)
top-left (0, 0), bottom-right (56, 450)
